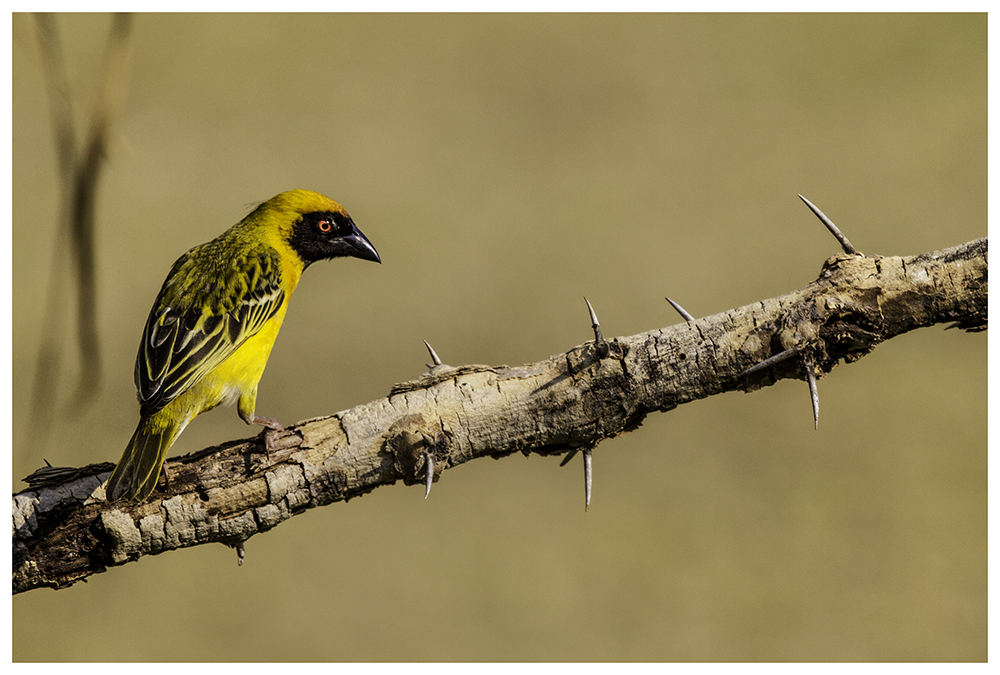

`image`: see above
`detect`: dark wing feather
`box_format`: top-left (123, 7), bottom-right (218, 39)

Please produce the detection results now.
top-left (135, 247), bottom-right (284, 418)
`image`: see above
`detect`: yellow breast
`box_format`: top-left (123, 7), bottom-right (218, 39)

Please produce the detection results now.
top-left (162, 302), bottom-right (288, 420)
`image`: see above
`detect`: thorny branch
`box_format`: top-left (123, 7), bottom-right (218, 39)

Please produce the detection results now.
top-left (12, 236), bottom-right (986, 594)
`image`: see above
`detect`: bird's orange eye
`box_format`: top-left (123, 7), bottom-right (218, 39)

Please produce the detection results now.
top-left (318, 219), bottom-right (332, 233)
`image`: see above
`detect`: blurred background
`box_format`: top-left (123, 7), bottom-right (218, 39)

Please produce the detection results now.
top-left (12, 13), bottom-right (985, 661)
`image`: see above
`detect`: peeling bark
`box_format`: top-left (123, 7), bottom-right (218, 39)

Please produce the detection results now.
top-left (13, 237), bottom-right (987, 594)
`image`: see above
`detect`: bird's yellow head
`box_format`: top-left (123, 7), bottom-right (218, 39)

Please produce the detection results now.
top-left (249, 189), bottom-right (381, 268)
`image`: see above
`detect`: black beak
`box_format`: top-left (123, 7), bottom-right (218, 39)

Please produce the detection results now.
top-left (343, 224), bottom-right (381, 264)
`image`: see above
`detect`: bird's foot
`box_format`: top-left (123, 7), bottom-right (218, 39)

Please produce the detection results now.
top-left (251, 414), bottom-right (284, 456)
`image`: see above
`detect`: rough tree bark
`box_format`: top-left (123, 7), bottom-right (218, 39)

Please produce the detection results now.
top-left (12, 237), bottom-right (987, 594)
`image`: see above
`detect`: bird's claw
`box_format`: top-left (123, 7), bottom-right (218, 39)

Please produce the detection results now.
top-left (251, 414), bottom-right (284, 456)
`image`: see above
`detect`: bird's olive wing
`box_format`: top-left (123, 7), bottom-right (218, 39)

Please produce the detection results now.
top-left (135, 250), bottom-right (284, 418)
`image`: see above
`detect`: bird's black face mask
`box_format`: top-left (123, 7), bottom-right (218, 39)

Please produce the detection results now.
top-left (290, 211), bottom-right (381, 267)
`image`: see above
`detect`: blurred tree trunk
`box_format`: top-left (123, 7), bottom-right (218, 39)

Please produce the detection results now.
top-left (12, 237), bottom-right (986, 594)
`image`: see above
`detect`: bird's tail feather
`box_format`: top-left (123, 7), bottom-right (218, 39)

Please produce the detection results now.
top-left (106, 416), bottom-right (182, 502)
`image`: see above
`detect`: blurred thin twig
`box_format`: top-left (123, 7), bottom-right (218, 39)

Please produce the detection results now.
top-left (68, 12), bottom-right (132, 411)
top-left (25, 13), bottom-right (132, 455)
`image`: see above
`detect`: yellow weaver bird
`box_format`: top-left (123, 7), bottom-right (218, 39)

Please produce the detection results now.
top-left (106, 189), bottom-right (380, 502)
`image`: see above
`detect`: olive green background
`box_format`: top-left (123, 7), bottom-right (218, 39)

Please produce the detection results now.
top-left (12, 13), bottom-right (986, 661)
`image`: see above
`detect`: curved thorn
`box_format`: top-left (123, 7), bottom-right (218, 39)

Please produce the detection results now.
top-left (583, 447), bottom-right (593, 511)
top-left (665, 297), bottom-right (695, 322)
top-left (803, 357), bottom-right (819, 430)
top-left (423, 340), bottom-right (442, 368)
top-left (739, 345), bottom-right (804, 378)
top-left (798, 194), bottom-right (858, 255)
top-left (424, 451), bottom-right (434, 499)
top-left (584, 297), bottom-right (603, 339)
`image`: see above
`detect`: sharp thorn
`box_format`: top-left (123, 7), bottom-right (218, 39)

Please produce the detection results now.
top-left (585, 297), bottom-right (602, 338)
top-left (803, 356), bottom-right (819, 430)
top-left (423, 340), bottom-right (442, 368)
top-left (236, 542), bottom-right (246, 567)
top-left (665, 297), bottom-right (695, 322)
top-left (798, 194), bottom-right (858, 255)
top-left (424, 450), bottom-right (434, 499)
top-left (559, 449), bottom-right (578, 467)
top-left (584, 297), bottom-right (610, 357)
top-left (583, 446), bottom-right (593, 511)
top-left (739, 345), bottom-right (804, 378)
